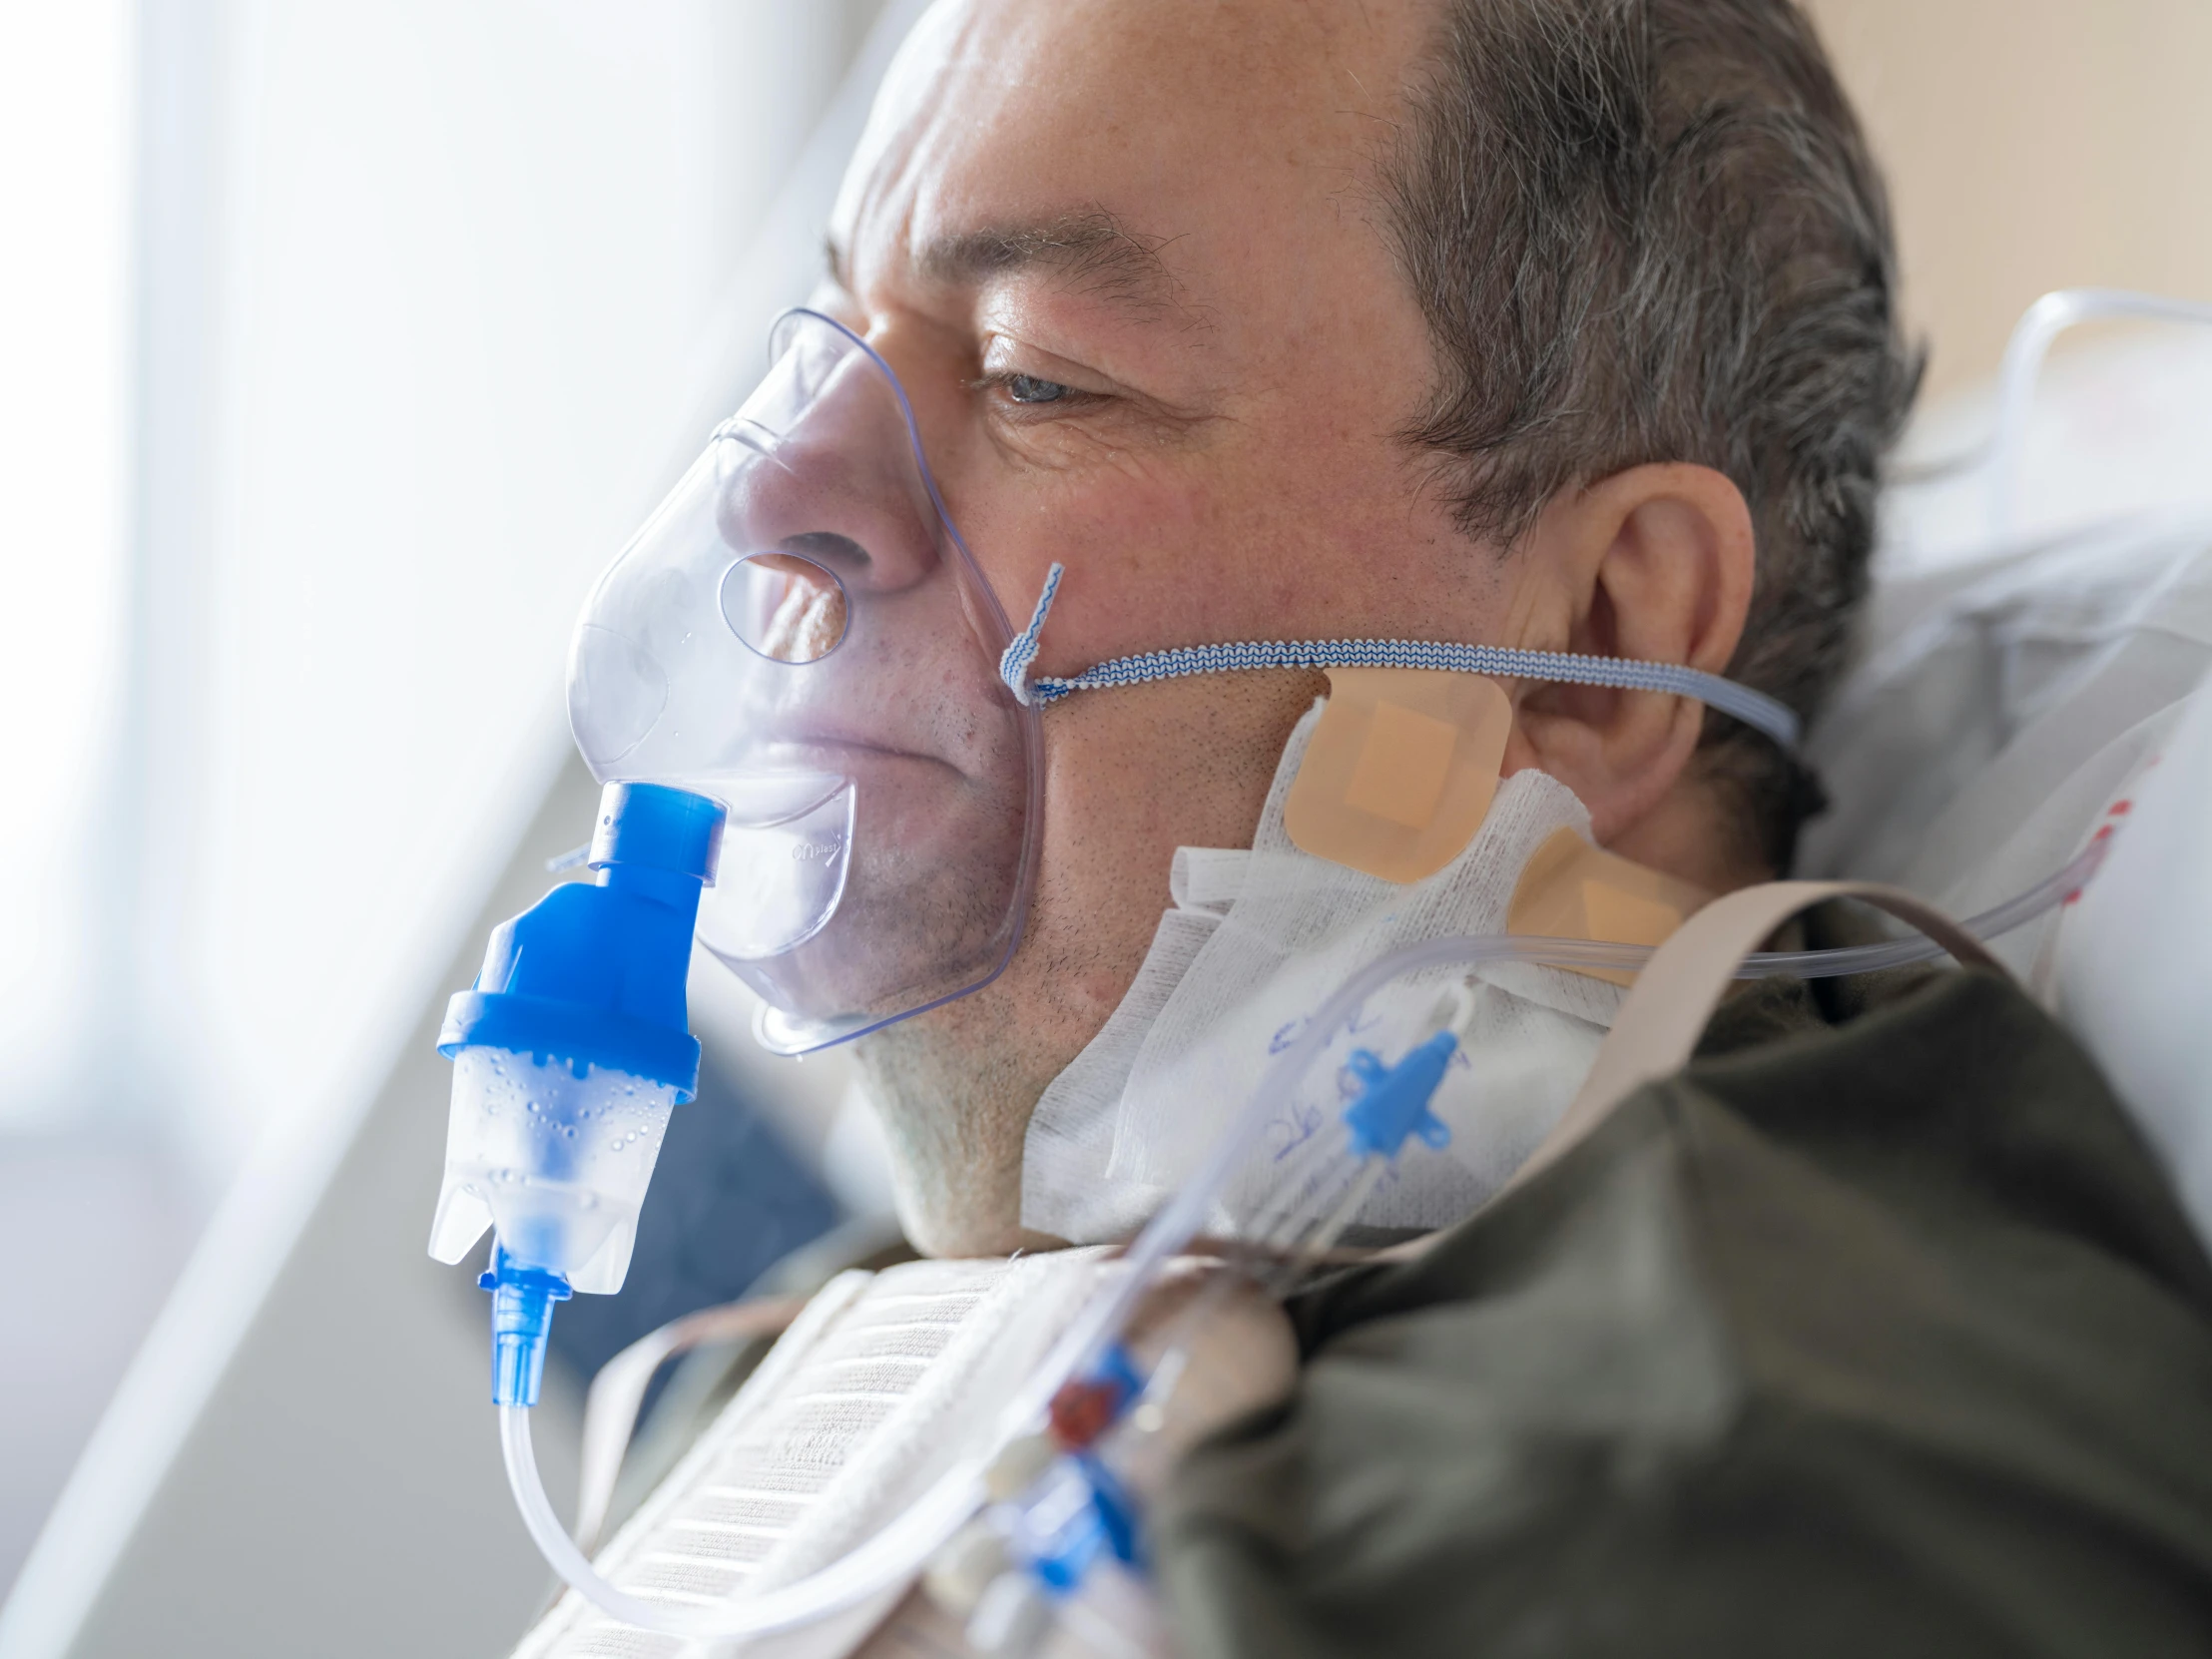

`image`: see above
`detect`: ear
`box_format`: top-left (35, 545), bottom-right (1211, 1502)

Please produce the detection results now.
top-left (1497, 463), bottom-right (1756, 844)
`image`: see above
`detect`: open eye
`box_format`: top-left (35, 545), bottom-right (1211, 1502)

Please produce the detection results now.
top-left (1004, 373), bottom-right (1072, 404)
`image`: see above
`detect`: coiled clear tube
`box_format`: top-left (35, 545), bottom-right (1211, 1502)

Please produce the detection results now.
top-left (501, 831), bottom-right (2107, 1639)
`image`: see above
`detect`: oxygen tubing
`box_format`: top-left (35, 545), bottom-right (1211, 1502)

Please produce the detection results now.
top-left (499, 830), bottom-right (2108, 1637)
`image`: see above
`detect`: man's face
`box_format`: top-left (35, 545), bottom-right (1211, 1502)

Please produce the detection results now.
top-left (818, 0), bottom-right (1509, 1248)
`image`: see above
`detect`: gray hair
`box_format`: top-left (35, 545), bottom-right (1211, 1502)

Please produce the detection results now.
top-left (1383, 0), bottom-right (1918, 870)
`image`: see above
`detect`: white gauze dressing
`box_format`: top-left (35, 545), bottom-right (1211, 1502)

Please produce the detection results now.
top-left (1021, 700), bottom-right (1625, 1244)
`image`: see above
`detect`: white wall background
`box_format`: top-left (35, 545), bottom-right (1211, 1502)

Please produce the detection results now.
top-left (0, 0), bottom-right (131, 1129)
top-left (1807, 0), bottom-right (2212, 402)
top-left (0, 0), bottom-right (886, 1611)
top-left (0, 0), bottom-right (156, 1601)
top-left (133, 0), bottom-right (871, 1192)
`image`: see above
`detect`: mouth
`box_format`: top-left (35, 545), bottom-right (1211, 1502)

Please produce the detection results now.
top-left (758, 734), bottom-right (969, 782)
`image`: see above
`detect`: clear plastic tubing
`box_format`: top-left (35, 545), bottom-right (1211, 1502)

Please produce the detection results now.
top-left (500, 1403), bottom-right (989, 1641)
top-left (503, 831), bottom-right (2106, 1638)
top-left (1030, 829), bottom-right (2111, 1396)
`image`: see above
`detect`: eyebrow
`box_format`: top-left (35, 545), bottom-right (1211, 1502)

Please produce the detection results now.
top-left (830, 209), bottom-right (1187, 320)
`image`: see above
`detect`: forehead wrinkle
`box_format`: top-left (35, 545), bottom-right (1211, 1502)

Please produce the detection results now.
top-left (913, 209), bottom-right (1197, 324)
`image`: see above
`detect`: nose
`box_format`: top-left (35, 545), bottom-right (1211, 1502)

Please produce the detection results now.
top-left (715, 329), bottom-right (946, 598)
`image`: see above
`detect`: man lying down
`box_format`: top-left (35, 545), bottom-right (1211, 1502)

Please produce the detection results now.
top-left (518, 0), bottom-right (2212, 1652)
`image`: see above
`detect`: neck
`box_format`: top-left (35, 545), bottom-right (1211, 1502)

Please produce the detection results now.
top-left (852, 1014), bottom-right (1053, 1258)
top-left (1602, 775), bottom-right (1774, 896)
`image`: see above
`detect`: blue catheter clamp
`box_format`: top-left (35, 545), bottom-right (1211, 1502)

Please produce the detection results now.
top-left (434, 782), bottom-right (727, 1407)
top-left (1342, 1032), bottom-right (1457, 1160)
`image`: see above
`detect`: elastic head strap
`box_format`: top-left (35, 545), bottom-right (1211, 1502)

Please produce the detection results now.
top-left (996, 562), bottom-right (1802, 751)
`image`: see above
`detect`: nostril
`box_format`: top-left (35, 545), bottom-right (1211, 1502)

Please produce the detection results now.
top-left (779, 530), bottom-right (871, 570)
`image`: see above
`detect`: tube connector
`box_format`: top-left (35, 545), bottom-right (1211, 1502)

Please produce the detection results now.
top-left (1342, 1032), bottom-right (1457, 1160)
top-left (1046, 1342), bottom-right (1146, 1451)
top-left (481, 1246), bottom-right (573, 1407)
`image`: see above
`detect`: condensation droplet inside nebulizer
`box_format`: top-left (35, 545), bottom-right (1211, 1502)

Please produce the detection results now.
top-left (428, 1047), bottom-right (678, 1295)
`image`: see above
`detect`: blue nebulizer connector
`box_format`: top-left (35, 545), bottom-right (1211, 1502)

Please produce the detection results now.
top-left (481, 1247), bottom-right (573, 1408)
top-left (429, 782), bottom-right (726, 1406)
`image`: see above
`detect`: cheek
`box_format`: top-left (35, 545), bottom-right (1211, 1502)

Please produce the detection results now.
top-left (932, 419), bottom-right (1468, 669)
top-left (941, 454), bottom-right (1232, 665)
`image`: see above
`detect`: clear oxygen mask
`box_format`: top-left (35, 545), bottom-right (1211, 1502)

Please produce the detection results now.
top-left (569, 308), bottom-right (1042, 1053)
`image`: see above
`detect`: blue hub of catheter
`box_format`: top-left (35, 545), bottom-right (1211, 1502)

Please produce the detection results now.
top-left (1343, 1032), bottom-right (1457, 1160)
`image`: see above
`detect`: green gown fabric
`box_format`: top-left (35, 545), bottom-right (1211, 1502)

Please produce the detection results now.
top-left (1158, 964), bottom-right (2212, 1657)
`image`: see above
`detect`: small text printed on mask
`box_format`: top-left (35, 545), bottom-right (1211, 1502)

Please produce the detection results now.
top-left (792, 836), bottom-right (844, 863)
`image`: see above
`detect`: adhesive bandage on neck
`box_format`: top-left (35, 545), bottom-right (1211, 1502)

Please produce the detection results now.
top-left (1283, 668), bottom-right (1515, 882)
top-left (1507, 827), bottom-right (1712, 987)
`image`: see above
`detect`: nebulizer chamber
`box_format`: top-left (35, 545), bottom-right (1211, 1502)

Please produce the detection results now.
top-left (432, 1050), bottom-right (676, 1298)
top-left (429, 812), bottom-right (708, 1299)
top-left (429, 782), bottom-right (723, 1403)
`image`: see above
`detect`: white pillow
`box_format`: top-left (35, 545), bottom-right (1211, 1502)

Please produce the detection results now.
top-left (1798, 511), bottom-right (2212, 995)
